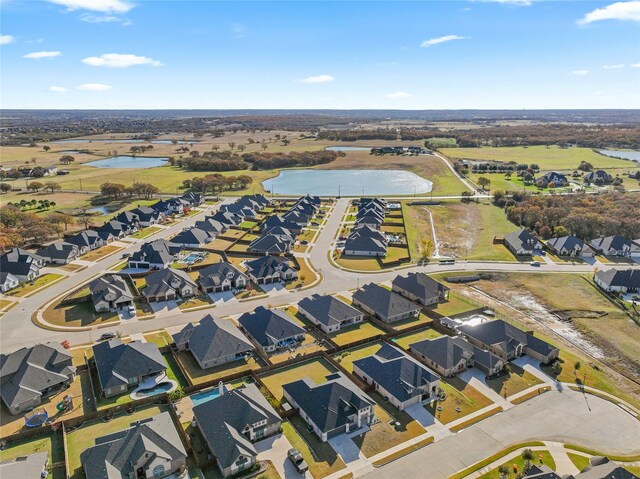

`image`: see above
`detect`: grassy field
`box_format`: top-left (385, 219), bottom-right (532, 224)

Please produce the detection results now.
top-left (390, 312), bottom-right (433, 330)
top-left (7, 273), bottom-right (65, 297)
top-left (426, 377), bottom-right (494, 424)
top-left (426, 294), bottom-right (479, 317)
top-left (403, 201), bottom-right (434, 259)
top-left (440, 145), bottom-right (634, 170)
top-left (392, 327), bottom-right (442, 349)
top-left (260, 357), bottom-right (337, 403)
top-left (130, 225), bottom-right (163, 239)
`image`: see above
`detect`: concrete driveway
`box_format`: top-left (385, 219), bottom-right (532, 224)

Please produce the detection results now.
top-left (255, 433), bottom-right (305, 479)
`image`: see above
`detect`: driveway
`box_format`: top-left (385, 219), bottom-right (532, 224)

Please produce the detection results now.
top-left (363, 389), bottom-right (640, 479)
top-left (255, 433), bottom-right (305, 479)
top-left (150, 300), bottom-right (180, 314)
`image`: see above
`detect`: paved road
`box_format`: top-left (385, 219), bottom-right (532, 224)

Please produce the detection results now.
top-left (0, 196), bottom-right (629, 353)
top-left (363, 388), bottom-right (640, 479)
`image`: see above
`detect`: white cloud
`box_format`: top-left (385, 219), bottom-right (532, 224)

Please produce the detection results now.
top-left (420, 35), bottom-right (467, 47)
top-left (82, 53), bottom-right (162, 68)
top-left (0, 34), bottom-right (15, 45)
top-left (49, 86), bottom-right (68, 92)
top-left (629, 62), bottom-right (640, 68)
top-left (23, 51), bottom-right (62, 59)
top-left (80, 13), bottom-right (130, 24)
top-left (572, 70), bottom-right (589, 76)
top-left (48, 0), bottom-right (134, 13)
top-left (385, 91), bottom-right (411, 99)
top-left (77, 83), bottom-right (112, 91)
top-left (300, 74), bottom-right (335, 84)
top-left (578, 1), bottom-right (640, 24)
top-left (603, 64), bottom-right (625, 69)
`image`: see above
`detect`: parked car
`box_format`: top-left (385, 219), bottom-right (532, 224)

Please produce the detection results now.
top-left (287, 448), bottom-right (308, 474)
top-left (98, 332), bottom-right (116, 341)
top-left (127, 305), bottom-right (136, 315)
top-left (121, 252), bottom-right (131, 258)
top-left (530, 261), bottom-right (541, 267)
top-left (300, 240), bottom-right (309, 245)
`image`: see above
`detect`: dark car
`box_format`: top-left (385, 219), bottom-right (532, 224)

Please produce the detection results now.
top-left (98, 332), bottom-right (116, 342)
top-left (287, 448), bottom-right (308, 474)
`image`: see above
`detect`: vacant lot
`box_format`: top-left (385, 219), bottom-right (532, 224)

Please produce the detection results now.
top-left (260, 357), bottom-right (337, 403)
top-left (426, 377), bottom-right (494, 424)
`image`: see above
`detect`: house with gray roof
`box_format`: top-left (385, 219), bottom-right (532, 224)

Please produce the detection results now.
top-left (248, 234), bottom-right (293, 255)
top-left (0, 342), bottom-right (76, 415)
top-left (343, 227), bottom-right (388, 257)
top-left (238, 306), bottom-right (305, 353)
top-left (194, 217), bottom-right (226, 236)
top-left (590, 236), bottom-right (640, 257)
top-left (0, 271), bottom-right (19, 293)
top-left (261, 215), bottom-right (303, 234)
top-left (95, 219), bottom-right (136, 239)
top-left (173, 315), bottom-right (254, 370)
top-left (244, 255), bottom-right (297, 284)
top-left (210, 210), bottom-right (243, 228)
top-left (392, 272), bottom-right (449, 306)
top-left (410, 336), bottom-right (506, 378)
top-left (113, 210), bottom-right (140, 228)
top-left (193, 384), bottom-right (281, 478)
top-left (67, 229), bottom-right (106, 254)
top-left (595, 268), bottom-right (640, 293)
top-left (0, 248), bottom-right (43, 283)
top-left (546, 235), bottom-right (594, 257)
top-left (81, 412), bottom-right (187, 479)
top-left (142, 268), bottom-right (197, 303)
top-left (535, 171), bottom-right (569, 187)
top-left (92, 338), bottom-right (166, 397)
top-left (523, 456), bottom-right (640, 479)
top-left (170, 227), bottom-right (212, 248)
top-left (352, 283), bottom-right (420, 323)
top-left (297, 294), bottom-right (364, 333)
top-left (503, 229), bottom-right (543, 256)
top-left (283, 372), bottom-right (375, 442)
top-left (197, 261), bottom-right (248, 293)
top-left (353, 343), bottom-right (439, 411)
top-left (583, 169), bottom-right (613, 185)
top-left (0, 451), bottom-right (48, 478)
top-left (458, 319), bottom-right (559, 364)
top-left (130, 205), bottom-right (163, 227)
top-left (128, 239), bottom-right (181, 270)
top-left (37, 240), bottom-right (79, 265)
top-left (89, 274), bottom-right (134, 313)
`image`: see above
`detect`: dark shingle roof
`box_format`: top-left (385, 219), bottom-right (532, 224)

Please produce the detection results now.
top-left (352, 283), bottom-right (420, 319)
top-left (504, 229), bottom-right (542, 253)
top-left (546, 235), bottom-right (584, 252)
top-left (392, 273), bottom-right (448, 301)
top-left (171, 227), bottom-right (210, 245)
top-left (142, 268), bottom-right (197, 298)
top-left (248, 234), bottom-right (292, 254)
top-left (590, 235), bottom-right (635, 252)
top-left (245, 255), bottom-right (295, 279)
top-left (238, 307), bottom-right (305, 347)
top-left (410, 336), bottom-right (474, 370)
top-left (298, 294), bottom-right (362, 328)
top-left (198, 262), bottom-right (246, 289)
top-left (130, 239), bottom-right (180, 266)
top-left (89, 275), bottom-right (133, 306)
top-left (192, 384), bottom-right (280, 470)
top-left (37, 241), bottom-right (78, 262)
top-left (173, 315), bottom-right (253, 365)
top-left (92, 339), bottom-right (166, 390)
top-left (353, 344), bottom-right (439, 402)
top-left (595, 268), bottom-right (640, 289)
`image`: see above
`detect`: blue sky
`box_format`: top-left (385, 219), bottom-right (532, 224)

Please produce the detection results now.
top-left (1, 0), bottom-right (639, 109)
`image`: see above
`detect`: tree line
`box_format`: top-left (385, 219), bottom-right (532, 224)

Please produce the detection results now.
top-left (0, 205), bottom-right (75, 249)
top-left (170, 150), bottom-right (340, 172)
top-left (182, 174), bottom-right (254, 194)
top-left (100, 182), bottom-right (160, 200)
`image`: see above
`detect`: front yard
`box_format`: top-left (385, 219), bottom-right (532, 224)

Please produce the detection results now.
top-left (485, 363), bottom-right (543, 398)
top-left (7, 273), bottom-right (65, 298)
top-left (81, 244), bottom-right (123, 262)
top-left (130, 225), bottom-right (163, 239)
top-left (42, 299), bottom-right (119, 328)
top-left (425, 377), bottom-right (494, 424)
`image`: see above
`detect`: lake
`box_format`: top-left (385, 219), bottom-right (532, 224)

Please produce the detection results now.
top-left (52, 138), bottom-right (193, 144)
top-left (597, 149), bottom-right (640, 162)
top-left (262, 169), bottom-right (433, 196)
top-left (84, 156), bottom-right (169, 169)
top-left (326, 146), bottom-right (372, 152)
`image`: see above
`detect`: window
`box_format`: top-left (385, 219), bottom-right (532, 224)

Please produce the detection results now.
top-left (153, 465), bottom-right (165, 477)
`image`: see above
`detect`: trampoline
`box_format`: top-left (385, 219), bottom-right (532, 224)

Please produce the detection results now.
top-left (24, 409), bottom-right (49, 428)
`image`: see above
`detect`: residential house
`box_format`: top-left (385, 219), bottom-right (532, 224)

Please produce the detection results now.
top-left (503, 229), bottom-right (543, 256)
top-left (595, 268), bottom-right (640, 293)
top-left (244, 255), bottom-right (297, 284)
top-left (522, 456), bottom-right (640, 479)
top-left (181, 191), bottom-right (204, 206)
top-left (297, 294), bottom-right (364, 334)
top-left (238, 306), bottom-right (305, 353)
top-left (590, 236), bottom-right (640, 257)
top-left (170, 227), bottom-right (212, 248)
top-left (194, 217), bottom-right (226, 236)
top-left (67, 229), bottom-right (106, 254)
top-left (193, 384), bottom-right (281, 478)
top-left (353, 343), bottom-right (440, 410)
top-left (37, 240), bottom-right (79, 265)
top-left (0, 248), bottom-right (43, 283)
top-left (584, 169), bottom-right (613, 185)
top-left (95, 219), bottom-right (136, 239)
top-left (89, 274), bottom-right (134, 313)
top-left (142, 268), bottom-right (197, 303)
top-left (197, 261), bottom-right (248, 293)
top-left (457, 319), bottom-right (559, 364)
top-left (261, 215), bottom-right (303, 235)
top-left (130, 205), bottom-right (163, 226)
top-left (343, 226), bottom-right (388, 257)
top-left (545, 235), bottom-right (593, 257)
top-left (210, 210), bottom-right (243, 228)
top-left (409, 336), bottom-right (506, 378)
top-left (128, 239), bottom-right (181, 270)
top-left (173, 315), bottom-right (253, 370)
top-left (283, 372), bottom-right (375, 442)
top-left (0, 342), bottom-right (76, 415)
top-left (352, 283), bottom-right (420, 323)
top-left (248, 234), bottom-right (293, 255)
top-left (113, 210), bottom-right (140, 228)
top-left (220, 202), bottom-right (258, 220)
top-left (392, 272), bottom-right (449, 306)
top-left (0, 271), bottom-right (20, 293)
top-left (0, 451), bottom-right (49, 477)
top-left (92, 338), bottom-right (166, 397)
top-left (81, 412), bottom-right (187, 479)
top-left (535, 171), bottom-right (569, 187)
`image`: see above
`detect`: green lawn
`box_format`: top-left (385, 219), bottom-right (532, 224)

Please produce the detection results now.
top-left (427, 294), bottom-right (479, 317)
top-left (566, 453), bottom-right (591, 472)
top-left (260, 358), bottom-right (337, 403)
top-left (477, 450), bottom-right (556, 479)
top-left (485, 363), bottom-right (543, 398)
top-left (426, 377), bottom-right (495, 424)
top-left (328, 320), bottom-right (388, 346)
top-left (8, 273), bottom-right (64, 297)
top-left (390, 312), bottom-right (433, 331)
top-left (392, 327), bottom-right (442, 349)
top-left (130, 225), bottom-right (162, 239)
top-left (332, 342), bottom-right (384, 372)
top-left (0, 432), bottom-right (65, 479)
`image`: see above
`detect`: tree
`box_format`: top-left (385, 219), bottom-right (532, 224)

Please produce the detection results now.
top-left (27, 181), bottom-right (44, 193)
top-left (498, 465), bottom-right (509, 479)
top-left (574, 361), bottom-right (581, 373)
top-left (49, 212), bottom-right (75, 230)
top-left (0, 183), bottom-right (11, 194)
top-left (43, 182), bottom-right (61, 194)
top-left (578, 161), bottom-right (593, 172)
top-left (59, 155), bottom-right (75, 165)
top-left (521, 449), bottom-right (534, 471)
top-left (461, 191), bottom-right (472, 203)
top-left (539, 225), bottom-right (552, 240)
top-left (261, 140), bottom-right (268, 151)
top-left (553, 225), bottom-right (569, 237)
top-left (43, 145), bottom-right (51, 152)
top-left (477, 177), bottom-right (491, 191)
top-left (419, 238), bottom-right (433, 261)
top-left (100, 182), bottom-right (126, 199)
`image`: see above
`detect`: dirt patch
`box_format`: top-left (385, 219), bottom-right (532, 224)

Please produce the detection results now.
top-left (428, 204), bottom-right (478, 258)
top-left (553, 310), bottom-right (608, 320)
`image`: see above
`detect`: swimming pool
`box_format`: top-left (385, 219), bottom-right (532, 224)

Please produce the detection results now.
top-left (190, 386), bottom-right (227, 407)
top-left (180, 252), bottom-right (205, 264)
top-left (133, 382), bottom-right (175, 398)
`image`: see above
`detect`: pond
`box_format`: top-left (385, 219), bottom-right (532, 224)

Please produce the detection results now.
top-left (84, 155), bottom-right (169, 169)
top-left (53, 138), bottom-right (193, 144)
top-left (262, 169), bottom-right (432, 196)
top-left (597, 149), bottom-right (640, 162)
top-left (326, 146), bottom-right (372, 152)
